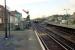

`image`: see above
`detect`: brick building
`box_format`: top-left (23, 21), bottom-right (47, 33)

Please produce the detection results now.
top-left (0, 5), bottom-right (6, 31)
top-left (0, 5), bottom-right (22, 31)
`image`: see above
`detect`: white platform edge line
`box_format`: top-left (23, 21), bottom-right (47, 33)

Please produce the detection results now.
top-left (34, 31), bottom-right (45, 50)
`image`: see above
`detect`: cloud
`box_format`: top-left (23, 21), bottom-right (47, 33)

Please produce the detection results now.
top-left (5, 0), bottom-right (48, 10)
top-left (68, 0), bottom-right (75, 6)
top-left (69, 0), bottom-right (75, 3)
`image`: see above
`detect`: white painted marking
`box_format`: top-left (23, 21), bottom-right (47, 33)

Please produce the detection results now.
top-left (34, 31), bottom-right (45, 50)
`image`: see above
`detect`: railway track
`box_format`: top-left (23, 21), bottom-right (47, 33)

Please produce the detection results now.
top-left (40, 24), bottom-right (75, 50)
top-left (44, 24), bottom-right (75, 49)
top-left (32, 23), bottom-right (71, 50)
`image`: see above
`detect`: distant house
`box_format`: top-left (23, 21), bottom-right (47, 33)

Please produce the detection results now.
top-left (9, 11), bottom-right (17, 30)
top-left (72, 12), bottom-right (75, 19)
top-left (67, 12), bottom-right (75, 25)
top-left (10, 10), bottom-right (22, 30)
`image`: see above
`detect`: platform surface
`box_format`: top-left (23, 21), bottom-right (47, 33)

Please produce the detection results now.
top-left (0, 29), bottom-right (42, 50)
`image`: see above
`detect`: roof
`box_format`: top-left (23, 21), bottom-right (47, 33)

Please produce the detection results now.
top-left (10, 10), bottom-right (22, 17)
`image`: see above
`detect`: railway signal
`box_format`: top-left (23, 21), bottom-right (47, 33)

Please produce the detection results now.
top-left (22, 9), bottom-right (29, 14)
top-left (22, 9), bottom-right (30, 21)
top-left (22, 9), bottom-right (31, 28)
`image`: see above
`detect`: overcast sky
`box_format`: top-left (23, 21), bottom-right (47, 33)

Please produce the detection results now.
top-left (0, 0), bottom-right (75, 19)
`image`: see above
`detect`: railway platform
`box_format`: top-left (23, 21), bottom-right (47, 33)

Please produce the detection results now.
top-left (46, 26), bottom-right (75, 44)
top-left (0, 29), bottom-right (43, 50)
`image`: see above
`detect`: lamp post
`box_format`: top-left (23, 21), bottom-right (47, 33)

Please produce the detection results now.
top-left (64, 9), bottom-right (70, 15)
top-left (64, 9), bottom-right (70, 25)
top-left (4, 0), bottom-right (8, 38)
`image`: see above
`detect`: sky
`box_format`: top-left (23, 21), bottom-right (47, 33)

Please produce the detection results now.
top-left (0, 0), bottom-right (75, 19)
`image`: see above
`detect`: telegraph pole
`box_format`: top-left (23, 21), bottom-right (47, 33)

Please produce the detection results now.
top-left (8, 12), bottom-right (10, 37)
top-left (4, 0), bottom-right (8, 38)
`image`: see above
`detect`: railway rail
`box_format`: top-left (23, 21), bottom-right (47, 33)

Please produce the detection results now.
top-left (32, 23), bottom-right (75, 50)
